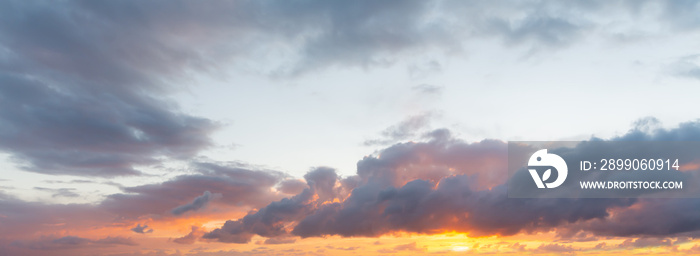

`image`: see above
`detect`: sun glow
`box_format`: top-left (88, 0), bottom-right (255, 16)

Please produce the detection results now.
top-left (452, 246), bottom-right (470, 252)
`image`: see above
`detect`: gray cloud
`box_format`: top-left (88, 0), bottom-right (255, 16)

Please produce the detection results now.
top-left (204, 120), bottom-right (700, 243)
top-left (408, 61), bottom-right (443, 79)
top-left (484, 14), bottom-right (583, 47)
top-left (535, 243), bottom-right (578, 253)
top-left (171, 191), bottom-right (214, 216)
top-left (0, 0), bottom-right (219, 177)
top-left (0, 194), bottom-right (111, 239)
top-left (617, 237), bottom-right (673, 248)
top-left (33, 187), bottom-right (80, 198)
top-left (101, 162), bottom-right (286, 219)
top-left (130, 224), bottom-right (153, 234)
top-left (276, 179), bottom-right (308, 195)
top-left (0, 0), bottom-right (696, 178)
top-left (263, 237), bottom-right (296, 245)
top-left (669, 54), bottom-right (700, 80)
top-left (202, 167), bottom-right (336, 243)
top-left (363, 113), bottom-right (434, 146)
top-left (0, 162), bottom-right (291, 250)
top-left (377, 242), bottom-right (424, 253)
top-left (204, 135), bottom-right (632, 242)
top-left (411, 84), bottom-right (444, 95)
top-left (660, 1), bottom-right (700, 30)
top-left (292, 175), bottom-right (632, 238)
top-left (172, 226), bottom-right (203, 245)
top-left (3, 1), bottom-right (686, 79)
top-left (10, 235), bottom-right (137, 251)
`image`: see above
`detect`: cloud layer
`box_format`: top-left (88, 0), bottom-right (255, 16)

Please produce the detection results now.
top-left (204, 121), bottom-right (700, 243)
top-left (2, 0), bottom-right (700, 177)
top-left (2, 1), bottom-right (700, 255)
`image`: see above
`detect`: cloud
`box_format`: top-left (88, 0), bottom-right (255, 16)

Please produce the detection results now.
top-left (292, 175), bottom-right (631, 238)
top-left (668, 54), bottom-right (700, 80)
top-left (0, 194), bottom-right (111, 239)
top-left (172, 226), bottom-right (204, 245)
top-left (10, 235), bottom-right (137, 250)
top-left (618, 237), bottom-right (673, 248)
top-left (393, 242), bottom-right (423, 251)
top-left (484, 13), bottom-right (584, 47)
top-left (566, 198), bottom-right (700, 237)
top-left (660, 1), bottom-right (700, 30)
top-left (203, 120), bottom-right (700, 243)
top-left (359, 131), bottom-right (507, 189)
top-left (408, 61), bottom-right (442, 79)
top-left (202, 167), bottom-right (345, 243)
top-left (0, 73), bottom-right (216, 177)
top-left (535, 243), bottom-right (577, 253)
top-left (377, 242), bottom-right (424, 253)
top-left (411, 84), bottom-right (443, 95)
top-left (33, 187), bottom-right (80, 198)
top-left (8, 120), bottom-right (700, 248)
top-left (303, 167), bottom-right (341, 204)
top-left (0, 162), bottom-right (289, 243)
top-left (363, 113), bottom-right (435, 146)
top-left (0, 0), bottom-right (697, 178)
top-left (130, 224), bottom-right (153, 234)
top-left (4, 119), bottom-right (700, 253)
top-left (263, 237), bottom-right (296, 245)
top-left (101, 162), bottom-right (285, 219)
top-left (276, 179), bottom-right (308, 195)
top-left (93, 236), bottom-right (139, 246)
top-left (203, 134), bottom-right (631, 242)
top-left (2, 1), bottom-right (684, 81)
top-left (171, 191), bottom-right (214, 216)
top-left (0, 1), bottom-right (219, 177)
top-left (202, 186), bottom-right (316, 243)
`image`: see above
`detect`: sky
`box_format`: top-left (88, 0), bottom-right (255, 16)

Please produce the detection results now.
top-left (3, 0), bottom-right (700, 255)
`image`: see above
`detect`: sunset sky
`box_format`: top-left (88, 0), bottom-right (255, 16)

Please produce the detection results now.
top-left (3, 0), bottom-right (700, 255)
